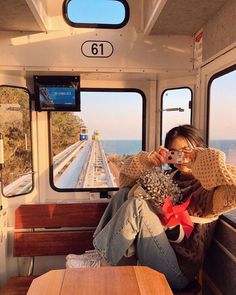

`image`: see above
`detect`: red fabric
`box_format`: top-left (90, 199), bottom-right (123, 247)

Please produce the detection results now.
top-left (195, 31), bottom-right (203, 42)
top-left (160, 196), bottom-right (193, 239)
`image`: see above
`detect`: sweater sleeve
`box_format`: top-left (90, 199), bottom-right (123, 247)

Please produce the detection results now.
top-left (188, 147), bottom-right (236, 190)
top-left (119, 151), bottom-right (154, 188)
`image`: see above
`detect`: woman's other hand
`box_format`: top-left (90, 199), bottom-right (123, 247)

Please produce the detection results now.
top-left (148, 146), bottom-right (169, 166)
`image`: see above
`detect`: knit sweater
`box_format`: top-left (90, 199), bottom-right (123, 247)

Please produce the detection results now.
top-left (120, 147), bottom-right (236, 216)
top-left (119, 147), bottom-right (236, 280)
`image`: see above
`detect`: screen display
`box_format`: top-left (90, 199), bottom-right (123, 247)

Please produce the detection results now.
top-left (39, 86), bottom-right (76, 109)
top-left (34, 76), bottom-right (80, 111)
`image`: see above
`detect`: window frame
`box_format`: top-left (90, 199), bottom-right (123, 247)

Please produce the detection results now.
top-left (160, 86), bottom-right (193, 145)
top-left (62, 0), bottom-right (130, 29)
top-left (206, 64), bottom-right (236, 145)
top-left (207, 64), bottom-right (236, 227)
top-left (48, 87), bottom-right (146, 193)
top-left (0, 85), bottom-right (34, 198)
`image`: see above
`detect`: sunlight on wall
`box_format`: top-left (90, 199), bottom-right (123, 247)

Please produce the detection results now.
top-left (10, 28), bottom-right (95, 46)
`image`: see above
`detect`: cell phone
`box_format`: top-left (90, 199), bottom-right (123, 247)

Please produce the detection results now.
top-left (166, 150), bottom-right (185, 164)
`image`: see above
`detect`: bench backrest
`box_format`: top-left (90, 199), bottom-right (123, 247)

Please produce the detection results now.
top-left (14, 203), bottom-right (108, 257)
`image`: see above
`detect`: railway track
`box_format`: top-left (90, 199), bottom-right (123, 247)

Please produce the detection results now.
top-left (3, 140), bottom-right (117, 195)
top-left (80, 141), bottom-right (116, 188)
top-left (56, 140), bottom-right (116, 188)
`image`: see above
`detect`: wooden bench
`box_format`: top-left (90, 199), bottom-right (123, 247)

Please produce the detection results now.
top-left (0, 202), bottom-right (108, 295)
top-left (13, 203), bottom-right (108, 257)
top-left (0, 202), bottom-right (201, 295)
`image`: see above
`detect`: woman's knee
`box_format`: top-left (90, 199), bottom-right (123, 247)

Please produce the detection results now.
top-left (129, 197), bottom-right (154, 215)
top-left (123, 197), bottom-right (154, 219)
top-left (116, 187), bottom-right (130, 198)
top-left (108, 187), bottom-right (131, 214)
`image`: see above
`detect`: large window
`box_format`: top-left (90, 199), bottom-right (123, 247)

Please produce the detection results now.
top-left (63, 0), bottom-right (129, 29)
top-left (0, 86), bottom-right (33, 197)
top-left (161, 87), bottom-right (192, 143)
top-left (49, 89), bottom-right (145, 192)
top-left (208, 66), bottom-right (236, 165)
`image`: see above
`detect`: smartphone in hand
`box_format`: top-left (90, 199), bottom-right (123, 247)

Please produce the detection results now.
top-left (166, 150), bottom-right (185, 164)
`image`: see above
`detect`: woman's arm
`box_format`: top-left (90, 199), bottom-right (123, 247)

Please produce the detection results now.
top-left (119, 151), bottom-right (153, 187)
top-left (188, 147), bottom-right (236, 190)
top-left (186, 147), bottom-right (236, 217)
top-left (119, 147), bottom-right (170, 188)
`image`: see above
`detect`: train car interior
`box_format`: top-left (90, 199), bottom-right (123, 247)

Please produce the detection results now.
top-left (0, 0), bottom-right (235, 294)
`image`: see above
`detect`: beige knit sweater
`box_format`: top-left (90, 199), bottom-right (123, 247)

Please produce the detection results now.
top-left (119, 147), bottom-right (236, 217)
top-left (119, 147), bottom-right (236, 280)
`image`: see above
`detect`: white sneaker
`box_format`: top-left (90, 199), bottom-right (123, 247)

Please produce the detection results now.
top-left (66, 250), bottom-right (102, 268)
top-left (66, 250), bottom-right (101, 260)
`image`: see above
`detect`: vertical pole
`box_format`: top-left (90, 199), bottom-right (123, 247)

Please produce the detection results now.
top-left (0, 133), bottom-right (4, 169)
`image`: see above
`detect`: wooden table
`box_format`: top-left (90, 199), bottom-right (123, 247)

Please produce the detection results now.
top-left (27, 266), bottom-right (173, 295)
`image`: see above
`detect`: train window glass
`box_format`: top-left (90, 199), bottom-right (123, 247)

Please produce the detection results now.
top-left (208, 67), bottom-right (236, 165)
top-left (63, 0), bottom-right (129, 29)
top-left (161, 88), bottom-right (192, 143)
top-left (49, 89), bottom-right (145, 192)
top-left (0, 86), bottom-right (33, 197)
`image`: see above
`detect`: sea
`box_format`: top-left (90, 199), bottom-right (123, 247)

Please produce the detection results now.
top-left (101, 139), bottom-right (236, 158)
top-left (101, 140), bottom-right (142, 155)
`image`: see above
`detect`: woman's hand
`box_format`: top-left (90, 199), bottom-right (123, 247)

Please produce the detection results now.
top-left (148, 146), bottom-right (196, 167)
top-left (148, 146), bottom-right (169, 166)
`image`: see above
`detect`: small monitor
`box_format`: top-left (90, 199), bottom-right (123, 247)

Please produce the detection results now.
top-left (34, 76), bottom-right (80, 111)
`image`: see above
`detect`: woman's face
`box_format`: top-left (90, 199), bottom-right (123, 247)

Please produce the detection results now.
top-left (168, 136), bottom-right (193, 173)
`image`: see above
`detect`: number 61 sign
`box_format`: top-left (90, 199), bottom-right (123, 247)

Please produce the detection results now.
top-left (81, 40), bottom-right (114, 58)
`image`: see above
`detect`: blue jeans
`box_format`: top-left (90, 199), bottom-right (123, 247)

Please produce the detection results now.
top-left (93, 188), bottom-right (189, 289)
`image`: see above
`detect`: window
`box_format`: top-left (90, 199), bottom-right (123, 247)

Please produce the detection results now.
top-left (63, 0), bottom-right (129, 29)
top-left (161, 87), bottom-right (192, 143)
top-left (208, 66), bottom-right (236, 165)
top-left (0, 86), bottom-right (33, 197)
top-left (49, 89), bottom-right (145, 192)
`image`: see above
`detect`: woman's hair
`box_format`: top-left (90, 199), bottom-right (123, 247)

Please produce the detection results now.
top-left (164, 124), bottom-right (206, 149)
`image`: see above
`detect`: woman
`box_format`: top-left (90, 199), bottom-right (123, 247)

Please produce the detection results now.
top-left (67, 125), bottom-right (236, 289)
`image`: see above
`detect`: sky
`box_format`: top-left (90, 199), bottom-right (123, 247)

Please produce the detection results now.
top-left (162, 88), bottom-right (191, 142)
top-left (209, 70), bottom-right (236, 140)
top-left (78, 91), bottom-right (143, 140)
top-left (76, 69), bottom-right (236, 141)
top-left (66, 0), bottom-right (236, 141)
top-left (67, 0), bottom-right (126, 24)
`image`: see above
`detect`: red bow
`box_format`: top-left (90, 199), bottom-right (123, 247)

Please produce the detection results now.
top-left (159, 196), bottom-right (193, 239)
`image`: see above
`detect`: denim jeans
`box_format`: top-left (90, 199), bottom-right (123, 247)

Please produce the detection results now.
top-left (93, 188), bottom-right (189, 289)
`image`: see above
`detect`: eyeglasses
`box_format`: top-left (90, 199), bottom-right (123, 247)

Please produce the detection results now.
top-left (169, 147), bottom-right (193, 153)
top-left (169, 139), bottom-right (195, 153)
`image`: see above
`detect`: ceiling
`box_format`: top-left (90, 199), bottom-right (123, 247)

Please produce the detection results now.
top-left (0, 0), bottom-right (229, 35)
top-left (150, 0), bottom-right (228, 35)
top-left (0, 0), bottom-right (46, 32)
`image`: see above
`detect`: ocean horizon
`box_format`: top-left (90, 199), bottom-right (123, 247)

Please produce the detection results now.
top-left (101, 140), bottom-right (142, 155)
top-left (101, 139), bottom-right (236, 156)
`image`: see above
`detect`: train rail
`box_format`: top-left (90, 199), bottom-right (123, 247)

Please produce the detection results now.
top-left (55, 140), bottom-right (117, 188)
top-left (4, 139), bottom-right (236, 196)
top-left (3, 140), bottom-right (118, 195)
top-left (80, 141), bottom-right (116, 188)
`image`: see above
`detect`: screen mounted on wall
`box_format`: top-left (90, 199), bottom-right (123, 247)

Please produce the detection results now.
top-left (34, 75), bottom-right (80, 111)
